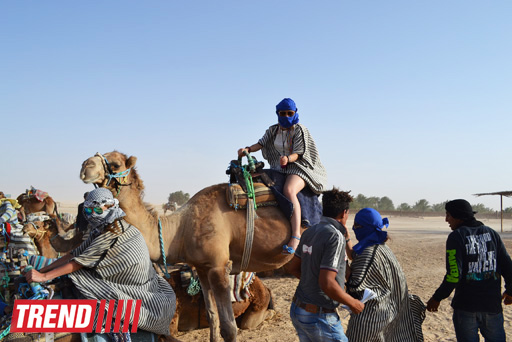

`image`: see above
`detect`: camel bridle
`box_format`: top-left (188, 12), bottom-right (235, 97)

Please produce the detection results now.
top-left (94, 153), bottom-right (132, 196)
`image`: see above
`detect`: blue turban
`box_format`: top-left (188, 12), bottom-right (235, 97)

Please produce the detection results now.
top-left (352, 208), bottom-right (389, 255)
top-left (276, 98), bottom-right (299, 128)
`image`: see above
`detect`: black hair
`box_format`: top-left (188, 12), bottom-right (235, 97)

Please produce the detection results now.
top-left (322, 187), bottom-right (353, 219)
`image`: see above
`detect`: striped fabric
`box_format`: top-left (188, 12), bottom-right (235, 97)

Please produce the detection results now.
top-left (1, 200), bottom-right (39, 256)
top-left (29, 255), bottom-right (58, 270)
top-left (258, 123), bottom-right (327, 194)
top-left (346, 244), bottom-right (425, 342)
top-left (69, 220), bottom-right (176, 335)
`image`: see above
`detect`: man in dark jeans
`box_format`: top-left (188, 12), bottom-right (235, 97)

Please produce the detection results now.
top-left (427, 199), bottom-right (512, 342)
top-left (287, 187), bottom-right (364, 342)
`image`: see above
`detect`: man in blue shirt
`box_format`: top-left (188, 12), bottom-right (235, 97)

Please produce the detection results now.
top-left (287, 187), bottom-right (364, 342)
top-left (427, 199), bottom-right (512, 342)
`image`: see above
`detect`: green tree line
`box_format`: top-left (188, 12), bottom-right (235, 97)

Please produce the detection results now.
top-left (350, 194), bottom-right (504, 213)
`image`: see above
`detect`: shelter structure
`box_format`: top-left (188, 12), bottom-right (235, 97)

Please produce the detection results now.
top-left (473, 191), bottom-right (512, 232)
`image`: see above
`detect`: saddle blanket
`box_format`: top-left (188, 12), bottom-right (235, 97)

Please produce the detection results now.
top-left (229, 272), bottom-right (255, 302)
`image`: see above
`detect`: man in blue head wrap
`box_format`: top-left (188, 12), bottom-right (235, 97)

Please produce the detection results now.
top-left (237, 98), bottom-right (327, 255)
top-left (345, 208), bottom-right (426, 342)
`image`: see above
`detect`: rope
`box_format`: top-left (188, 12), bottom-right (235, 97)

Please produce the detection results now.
top-left (186, 277), bottom-right (201, 296)
top-left (240, 198), bottom-right (255, 271)
top-left (158, 219), bottom-right (170, 279)
top-left (0, 325), bottom-right (10, 341)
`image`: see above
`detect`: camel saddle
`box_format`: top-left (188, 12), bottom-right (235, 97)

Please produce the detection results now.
top-left (225, 159), bottom-right (276, 210)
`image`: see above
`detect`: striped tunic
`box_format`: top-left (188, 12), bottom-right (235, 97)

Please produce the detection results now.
top-left (258, 123), bottom-right (327, 194)
top-left (346, 244), bottom-right (425, 342)
top-left (70, 220), bottom-right (176, 335)
top-left (0, 200), bottom-right (39, 256)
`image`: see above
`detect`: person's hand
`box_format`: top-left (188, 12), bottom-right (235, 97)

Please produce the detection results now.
top-left (237, 148), bottom-right (248, 157)
top-left (280, 155), bottom-right (289, 168)
top-left (25, 269), bottom-right (47, 283)
top-left (349, 300), bottom-right (364, 314)
top-left (502, 292), bottom-right (512, 305)
top-left (426, 297), bottom-right (440, 312)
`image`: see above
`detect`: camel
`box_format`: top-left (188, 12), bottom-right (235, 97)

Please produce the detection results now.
top-left (165, 266), bottom-right (273, 337)
top-left (80, 151), bottom-right (297, 342)
top-left (17, 192), bottom-right (59, 222)
top-left (23, 218), bottom-right (84, 258)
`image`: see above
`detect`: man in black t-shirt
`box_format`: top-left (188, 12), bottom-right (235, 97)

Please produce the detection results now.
top-left (287, 187), bottom-right (364, 342)
top-left (427, 199), bottom-right (512, 341)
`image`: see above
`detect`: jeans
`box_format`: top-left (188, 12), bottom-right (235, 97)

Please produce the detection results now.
top-left (453, 309), bottom-right (506, 342)
top-left (290, 302), bottom-right (347, 342)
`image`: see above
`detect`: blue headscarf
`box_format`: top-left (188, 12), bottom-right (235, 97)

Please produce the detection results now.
top-left (352, 208), bottom-right (389, 255)
top-left (276, 98), bottom-right (299, 128)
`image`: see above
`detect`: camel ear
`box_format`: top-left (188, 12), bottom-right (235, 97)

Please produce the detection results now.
top-left (126, 156), bottom-right (137, 169)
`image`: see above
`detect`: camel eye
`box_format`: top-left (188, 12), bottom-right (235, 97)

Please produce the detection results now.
top-left (111, 163), bottom-right (120, 169)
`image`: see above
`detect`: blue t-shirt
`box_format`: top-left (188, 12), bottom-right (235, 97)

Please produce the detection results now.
top-left (294, 216), bottom-right (347, 309)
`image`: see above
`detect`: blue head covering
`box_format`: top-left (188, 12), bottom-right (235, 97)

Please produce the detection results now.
top-left (352, 208), bottom-right (389, 255)
top-left (276, 98), bottom-right (299, 128)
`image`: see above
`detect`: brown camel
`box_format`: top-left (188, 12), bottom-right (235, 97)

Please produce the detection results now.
top-left (166, 267), bottom-right (273, 336)
top-left (80, 151), bottom-right (296, 342)
top-left (23, 218), bottom-right (84, 258)
top-left (17, 192), bottom-right (58, 222)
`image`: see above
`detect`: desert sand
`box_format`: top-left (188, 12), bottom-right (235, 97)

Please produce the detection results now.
top-left (56, 203), bottom-right (512, 341)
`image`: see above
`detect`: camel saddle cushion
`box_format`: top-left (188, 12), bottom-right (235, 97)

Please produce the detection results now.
top-left (226, 183), bottom-right (277, 210)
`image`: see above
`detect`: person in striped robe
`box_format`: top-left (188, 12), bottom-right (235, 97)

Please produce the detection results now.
top-left (345, 208), bottom-right (425, 342)
top-left (238, 98), bottom-right (327, 255)
top-left (25, 188), bottom-right (176, 339)
top-left (0, 196), bottom-right (39, 256)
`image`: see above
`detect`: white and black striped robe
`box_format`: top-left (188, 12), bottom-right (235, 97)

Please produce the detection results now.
top-left (346, 244), bottom-right (425, 342)
top-left (258, 123), bottom-right (327, 194)
top-left (69, 220), bottom-right (176, 335)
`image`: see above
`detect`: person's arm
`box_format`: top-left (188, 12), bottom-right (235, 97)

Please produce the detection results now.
top-left (427, 233), bottom-right (462, 312)
top-left (286, 255), bottom-right (302, 279)
top-left (279, 153), bottom-right (301, 167)
top-left (319, 269), bottom-right (364, 314)
top-left (38, 254), bottom-right (74, 273)
top-left (0, 202), bottom-right (15, 224)
top-left (345, 230), bottom-right (354, 261)
top-left (26, 260), bottom-right (83, 283)
top-left (238, 143), bottom-right (262, 157)
top-left (495, 233), bottom-right (512, 303)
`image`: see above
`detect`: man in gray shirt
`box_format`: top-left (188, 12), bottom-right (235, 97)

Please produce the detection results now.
top-left (287, 187), bottom-right (364, 342)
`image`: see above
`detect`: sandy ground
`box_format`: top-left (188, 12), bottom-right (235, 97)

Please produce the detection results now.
top-left (56, 204), bottom-right (512, 341)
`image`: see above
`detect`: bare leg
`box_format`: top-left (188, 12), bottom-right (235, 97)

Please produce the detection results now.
top-left (283, 174), bottom-right (306, 252)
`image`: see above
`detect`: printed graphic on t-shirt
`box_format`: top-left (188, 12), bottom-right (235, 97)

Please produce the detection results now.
top-left (465, 233), bottom-right (497, 281)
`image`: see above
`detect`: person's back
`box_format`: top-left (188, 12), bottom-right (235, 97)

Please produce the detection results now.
top-left (442, 223), bottom-right (511, 313)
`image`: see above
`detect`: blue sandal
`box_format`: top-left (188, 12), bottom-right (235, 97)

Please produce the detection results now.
top-left (282, 236), bottom-right (301, 255)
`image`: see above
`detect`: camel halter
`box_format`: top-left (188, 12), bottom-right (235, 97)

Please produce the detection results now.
top-left (94, 153), bottom-right (132, 196)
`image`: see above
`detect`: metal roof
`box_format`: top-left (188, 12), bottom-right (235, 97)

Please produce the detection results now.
top-left (474, 191), bottom-right (512, 197)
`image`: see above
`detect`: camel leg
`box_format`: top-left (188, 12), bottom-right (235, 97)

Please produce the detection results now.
top-left (197, 269), bottom-right (222, 342)
top-left (207, 262), bottom-right (238, 342)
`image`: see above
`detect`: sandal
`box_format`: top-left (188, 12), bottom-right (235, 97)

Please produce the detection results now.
top-left (282, 236), bottom-right (301, 255)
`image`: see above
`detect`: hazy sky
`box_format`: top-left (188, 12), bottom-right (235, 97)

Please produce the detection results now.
top-left (2, 1), bottom-right (511, 210)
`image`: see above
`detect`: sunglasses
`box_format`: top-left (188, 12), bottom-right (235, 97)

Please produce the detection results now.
top-left (84, 207), bottom-right (104, 215)
top-left (278, 111), bottom-right (295, 117)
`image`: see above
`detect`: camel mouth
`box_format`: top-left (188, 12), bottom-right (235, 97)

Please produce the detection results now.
top-left (80, 172), bottom-right (103, 184)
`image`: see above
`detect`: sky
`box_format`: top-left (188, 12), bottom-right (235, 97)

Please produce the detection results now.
top-left (1, 1), bottom-right (511, 211)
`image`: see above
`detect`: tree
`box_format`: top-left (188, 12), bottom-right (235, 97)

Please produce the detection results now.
top-left (168, 191), bottom-right (190, 206)
top-left (378, 197), bottom-right (395, 211)
top-left (431, 201), bottom-right (448, 212)
top-left (398, 203), bottom-right (411, 212)
top-left (472, 203), bottom-right (494, 214)
top-left (413, 199), bottom-right (430, 212)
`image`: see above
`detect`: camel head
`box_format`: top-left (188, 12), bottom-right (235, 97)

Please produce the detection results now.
top-left (23, 220), bottom-right (50, 240)
top-left (80, 151), bottom-right (144, 192)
